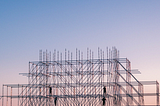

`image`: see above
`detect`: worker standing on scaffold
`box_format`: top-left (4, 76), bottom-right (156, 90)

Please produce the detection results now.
top-left (49, 86), bottom-right (52, 95)
top-left (49, 86), bottom-right (52, 103)
top-left (103, 86), bottom-right (106, 96)
top-left (102, 86), bottom-right (106, 105)
top-left (102, 97), bottom-right (106, 106)
top-left (54, 97), bottom-right (57, 106)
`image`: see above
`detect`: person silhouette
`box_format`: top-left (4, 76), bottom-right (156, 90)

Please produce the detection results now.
top-left (103, 86), bottom-right (106, 94)
top-left (54, 97), bottom-right (57, 106)
top-left (49, 87), bottom-right (52, 95)
top-left (102, 97), bottom-right (106, 105)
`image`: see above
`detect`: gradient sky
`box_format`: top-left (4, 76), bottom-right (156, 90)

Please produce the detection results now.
top-left (0, 0), bottom-right (160, 105)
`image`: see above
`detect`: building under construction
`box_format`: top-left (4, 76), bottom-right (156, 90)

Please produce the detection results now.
top-left (1, 47), bottom-right (159, 106)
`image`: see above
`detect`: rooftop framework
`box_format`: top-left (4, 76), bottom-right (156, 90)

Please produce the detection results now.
top-left (1, 47), bottom-right (159, 106)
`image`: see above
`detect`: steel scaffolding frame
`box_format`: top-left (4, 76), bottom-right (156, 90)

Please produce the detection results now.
top-left (1, 47), bottom-right (159, 106)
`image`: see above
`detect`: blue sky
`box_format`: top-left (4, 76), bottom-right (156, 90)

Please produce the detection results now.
top-left (0, 0), bottom-right (160, 104)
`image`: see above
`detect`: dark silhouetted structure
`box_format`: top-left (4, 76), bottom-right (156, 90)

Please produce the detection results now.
top-left (1, 48), bottom-right (159, 106)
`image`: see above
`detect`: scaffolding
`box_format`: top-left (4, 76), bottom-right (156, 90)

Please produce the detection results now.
top-left (1, 47), bottom-right (159, 106)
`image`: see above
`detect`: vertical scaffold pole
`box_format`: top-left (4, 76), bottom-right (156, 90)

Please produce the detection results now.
top-left (7, 86), bottom-right (8, 106)
top-left (76, 48), bottom-right (78, 105)
top-left (156, 81), bottom-right (159, 106)
top-left (10, 87), bottom-right (12, 106)
top-left (21, 86), bottom-right (23, 106)
top-left (138, 83), bottom-right (140, 105)
top-left (46, 50), bottom-right (48, 106)
top-left (18, 84), bottom-right (19, 106)
top-left (2, 85), bottom-right (4, 106)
